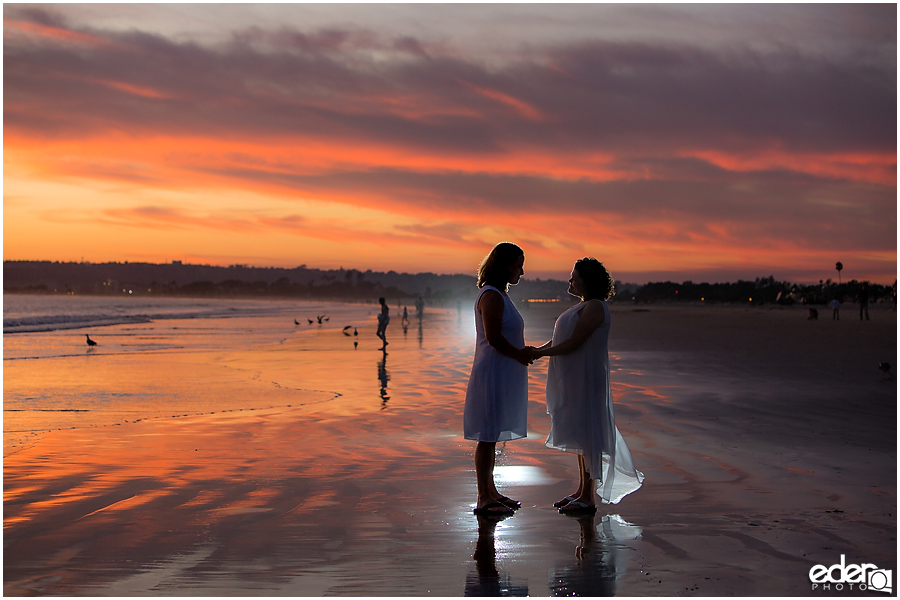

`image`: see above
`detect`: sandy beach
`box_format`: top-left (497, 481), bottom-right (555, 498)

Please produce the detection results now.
top-left (4, 299), bottom-right (896, 596)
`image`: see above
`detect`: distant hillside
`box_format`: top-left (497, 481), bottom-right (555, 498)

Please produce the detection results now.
top-left (2, 260), bottom-right (570, 302)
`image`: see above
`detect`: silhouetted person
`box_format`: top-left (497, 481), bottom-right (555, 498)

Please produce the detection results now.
top-left (376, 297), bottom-right (390, 348)
top-left (464, 242), bottom-right (535, 516)
top-left (859, 284), bottom-right (870, 320)
top-left (401, 306), bottom-right (410, 334)
top-left (415, 295), bottom-right (425, 318)
top-left (533, 258), bottom-right (643, 512)
top-left (831, 298), bottom-right (840, 320)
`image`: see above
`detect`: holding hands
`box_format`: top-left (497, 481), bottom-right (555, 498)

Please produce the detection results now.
top-left (517, 346), bottom-right (537, 365)
top-left (518, 343), bottom-right (551, 365)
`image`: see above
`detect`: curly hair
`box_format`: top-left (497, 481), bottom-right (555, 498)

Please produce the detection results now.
top-left (574, 257), bottom-right (615, 300)
top-left (477, 242), bottom-right (524, 291)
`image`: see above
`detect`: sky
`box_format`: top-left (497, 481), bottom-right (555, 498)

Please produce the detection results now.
top-left (3, 3), bottom-right (897, 284)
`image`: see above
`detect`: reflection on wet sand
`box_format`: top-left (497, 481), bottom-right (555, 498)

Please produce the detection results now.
top-left (466, 515), bottom-right (529, 596)
top-left (5, 302), bottom-right (895, 596)
top-left (378, 348), bottom-right (390, 407)
top-left (548, 514), bottom-right (642, 596)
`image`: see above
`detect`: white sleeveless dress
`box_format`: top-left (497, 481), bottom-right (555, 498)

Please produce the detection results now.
top-left (545, 300), bottom-right (643, 504)
top-left (464, 285), bottom-right (528, 442)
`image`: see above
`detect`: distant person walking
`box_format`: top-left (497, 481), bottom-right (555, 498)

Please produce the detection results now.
top-left (533, 258), bottom-right (643, 512)
top-left (464, 242), bottom-right (535, 516)
top-left (830, 298), bottom-right (841, 320)
top-left (376, 297), bottom-right (390, 347)
top-left (858, 284), bottom-right (870, 321)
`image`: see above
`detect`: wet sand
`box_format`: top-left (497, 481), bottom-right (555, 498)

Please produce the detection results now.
top-left (4, 301), bottom-right (896, 595)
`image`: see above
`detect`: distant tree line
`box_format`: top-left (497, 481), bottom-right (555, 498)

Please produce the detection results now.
top-left (627, 276), bottom-right (896, 306)
top-left (4, 262), bottom-right (895, 307)
top-left (1, 260), bottom-right (561, 303)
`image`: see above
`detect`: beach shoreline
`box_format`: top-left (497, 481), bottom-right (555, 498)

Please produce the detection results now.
top-left (4, 301), bottom-right (896, 595)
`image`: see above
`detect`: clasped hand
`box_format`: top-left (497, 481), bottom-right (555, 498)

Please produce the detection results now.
top-left (519, 346), bottom-right (546, 365)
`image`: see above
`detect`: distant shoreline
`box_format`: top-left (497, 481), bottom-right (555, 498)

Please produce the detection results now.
top-left (5, 259), bottom-right (895, 306)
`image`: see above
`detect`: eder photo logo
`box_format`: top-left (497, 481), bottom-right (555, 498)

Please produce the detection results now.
top-left (809, 554), bottom-right (893, 593)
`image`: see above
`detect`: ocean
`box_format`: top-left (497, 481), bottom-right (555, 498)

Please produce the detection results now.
top-left (4, 294), bottom-right (455, 454)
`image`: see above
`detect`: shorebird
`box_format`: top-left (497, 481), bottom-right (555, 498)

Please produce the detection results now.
top-left (317, 315), bottom-right (324, 324)
top-left (294, 319), bottom-right (300, 325)
top-left (85, 334), bottom-right (97, 346)
top-left (353, 327), bottom-right (358, 336)
top-left (343, 326), bottom-right (353, 336)
top-left (307, 318), bottom-right (314, 325)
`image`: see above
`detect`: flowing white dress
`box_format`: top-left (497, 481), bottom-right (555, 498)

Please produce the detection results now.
top-left (464, 285), bottom-right (528, 442)
top-left (545, 300), bottom-right (643, 504)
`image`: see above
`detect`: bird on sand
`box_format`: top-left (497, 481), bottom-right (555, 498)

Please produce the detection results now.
top-left (343, 325), bottom-right (353, 336)
top-left (307, 318), bottom-right (314, 325)
top-left (317, 315), bottom-right (324, 324)
top-left (294, 319), bottom-right (300, 325)
top-left (85, 334), bottom-right (97, 346)
top-left (353, 327), bottom-right (358, 336)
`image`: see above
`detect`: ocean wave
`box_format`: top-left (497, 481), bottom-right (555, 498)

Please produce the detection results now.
top-left (4, 314), bottom-right (154, 334)
top-left (2, 296), bottom-right (301, 334)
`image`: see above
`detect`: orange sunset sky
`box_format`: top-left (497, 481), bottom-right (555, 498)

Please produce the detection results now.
top-left (4, 3), bottom-right (897, 283)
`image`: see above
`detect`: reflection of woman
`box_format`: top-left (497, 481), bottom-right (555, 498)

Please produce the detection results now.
top-left (464, 242), bottom-right (534, 516)
top-left (465, 515), bottom-right (530, 596)
top-left (548, 514), bottom-right (642, 595)
top-left (535, 258), bottom-right (643, 513)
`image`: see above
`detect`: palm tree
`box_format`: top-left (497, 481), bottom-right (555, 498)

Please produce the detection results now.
top-left (835, 261), bottom-right (843, 284)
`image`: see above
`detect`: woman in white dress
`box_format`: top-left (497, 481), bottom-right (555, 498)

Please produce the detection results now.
top-left (464, 242), bottom-right (535, 516)
top-left (535, 258), bottom-right (643, 513)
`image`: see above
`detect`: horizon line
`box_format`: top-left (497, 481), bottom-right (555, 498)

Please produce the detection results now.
top-left (4, 258), bottom-right (894, 287)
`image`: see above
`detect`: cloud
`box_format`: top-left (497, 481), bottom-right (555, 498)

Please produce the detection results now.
top-left (6, 8), bottom-right (894, 156)
top-left (3, 5), bottom-right (896, 281)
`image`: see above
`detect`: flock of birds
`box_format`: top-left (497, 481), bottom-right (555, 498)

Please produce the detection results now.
top-left (84, 328), bottom-right (894, 378)
top-left (84, 320), bottom-right (896, 381)
top-left (294, 315), bottom-right (330, 325)
top-left (294, 315), bottom-right (360, 348)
